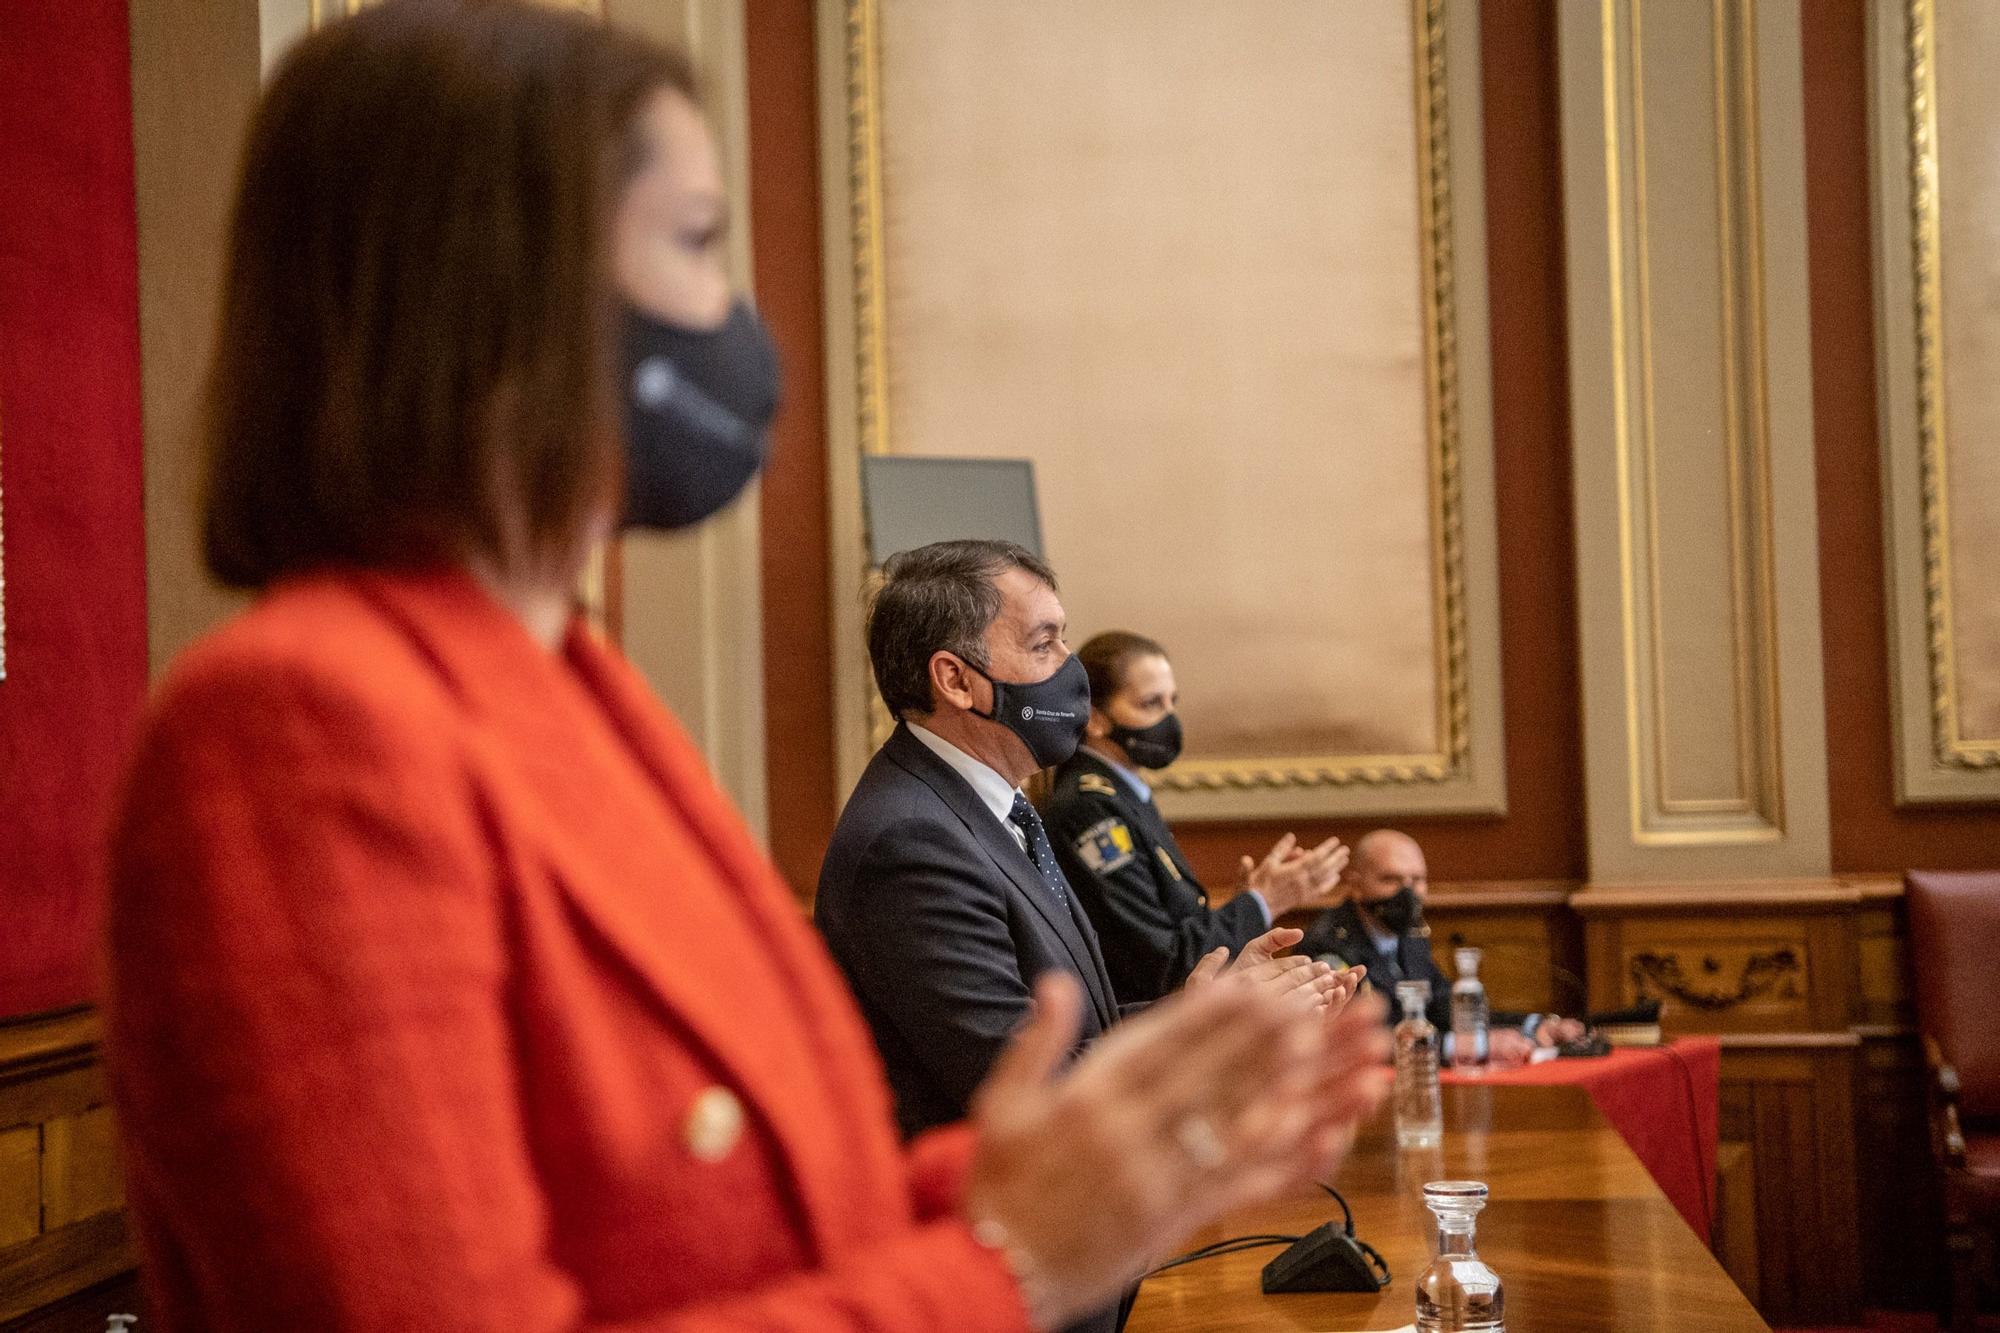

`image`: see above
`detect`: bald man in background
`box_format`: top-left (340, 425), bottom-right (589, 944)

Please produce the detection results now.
top-left (1298, 829), bottom-right (1583, 1067)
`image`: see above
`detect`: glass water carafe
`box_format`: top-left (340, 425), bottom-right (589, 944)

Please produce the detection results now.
top-left (1450, 947), bottom-right (1490, 1071)
top-left (1414, 1180), bottom-right (1504, 1332)
top-left (1393, 981), bottom-right (1442, 1149)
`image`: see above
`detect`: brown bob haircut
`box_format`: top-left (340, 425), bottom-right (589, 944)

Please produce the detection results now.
top-left (202, 0), bottom-right (696, 589)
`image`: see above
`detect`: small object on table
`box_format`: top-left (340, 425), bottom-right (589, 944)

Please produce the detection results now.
top-left (1449, 948), bottom-right (1490, 1072)
top-left (1584, 1000), bottom-right (1663, 1048)
top-left (1555, 1033), bottom-right (1611, 1059)
top-left (1394, 981), bottom-right (1443, 1150)
top-left (1414, 1180), bottom-right (1504, 1331)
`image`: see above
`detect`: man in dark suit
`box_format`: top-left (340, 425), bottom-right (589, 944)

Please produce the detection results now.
top-left (1299, 829), bottom-right (1584, 1064)
top-left (816, 540), bottom-right (1336, 1144)
top-left (815, 540), bottom-right (1130, 1143)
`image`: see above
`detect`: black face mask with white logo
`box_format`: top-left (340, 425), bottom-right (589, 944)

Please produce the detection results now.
top-left (967, 654), bottom-right (1092, 770)
top-left (1107, 711), bottom-right (1183, 770)
top-left (620, 298), bottom-right (781, 531)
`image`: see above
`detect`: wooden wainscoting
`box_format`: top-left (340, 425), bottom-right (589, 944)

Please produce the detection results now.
top-left (1574, 878), bottom-right (1878, 1326)
top-left (1851, 880), bottom-right (1945, 1311)
top-left (1290, 874), bottom-right (1937, 1322)
top-left (1422, 880), bottom-right (1585, 1016)
top-left (1712, 1139), bottom-right (1760, 1305)
top-left (0, 1009), bottom-right (133, 1323)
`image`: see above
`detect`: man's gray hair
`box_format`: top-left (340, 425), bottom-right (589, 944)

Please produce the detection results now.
top-left (866, 539), bottom-right (1059, 719)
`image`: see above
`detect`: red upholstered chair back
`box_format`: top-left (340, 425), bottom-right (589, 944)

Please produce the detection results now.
top-left (1907, 870), bottom-right (2000, 1121)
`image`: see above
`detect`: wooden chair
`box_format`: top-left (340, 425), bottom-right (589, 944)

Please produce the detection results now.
top-left (1908, 871), bottom-right (2000, 1329)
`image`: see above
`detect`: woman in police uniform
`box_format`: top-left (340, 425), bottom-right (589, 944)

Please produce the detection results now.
top-left (1043, 632), bottom-right (1351, 1004)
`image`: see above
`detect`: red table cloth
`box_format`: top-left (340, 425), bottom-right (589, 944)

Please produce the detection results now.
top-left (1442, 1037), bottom-right (1721, 1242)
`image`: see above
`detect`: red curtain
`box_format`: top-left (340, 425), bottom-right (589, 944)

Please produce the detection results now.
top-left (0, 0), bottom-right (149, 1018)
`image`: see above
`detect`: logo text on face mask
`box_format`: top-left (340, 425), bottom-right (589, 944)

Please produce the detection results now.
top-left (1021, 706), bottom-right (1036, 721)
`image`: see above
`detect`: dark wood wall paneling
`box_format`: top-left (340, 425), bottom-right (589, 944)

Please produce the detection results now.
top-left (1798, 2), bottom-right (1965, 1310)
top-left (0, 1013), bottom-right (131, 1322)
top-left (748, 0), bottom-right (841, 898)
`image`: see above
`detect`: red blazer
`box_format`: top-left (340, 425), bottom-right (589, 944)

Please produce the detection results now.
top-left (103, 569), bottom-right (1033, 1332)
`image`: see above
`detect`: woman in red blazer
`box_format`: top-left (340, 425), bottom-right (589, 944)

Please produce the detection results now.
top-left (102, 5), bottom-right (1389, 1330)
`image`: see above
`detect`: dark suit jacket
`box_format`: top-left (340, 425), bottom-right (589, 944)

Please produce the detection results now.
top-left (1300, 900), bottom-right (1455, 1029)
top-left (1043, 748), bottom-right (1267, 1004)
top-left (816, 723), bottom-right (1123, 1141)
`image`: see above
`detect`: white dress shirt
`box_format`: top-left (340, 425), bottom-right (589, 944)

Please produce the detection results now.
top-left (908, 723), bottom-right (1029, 854)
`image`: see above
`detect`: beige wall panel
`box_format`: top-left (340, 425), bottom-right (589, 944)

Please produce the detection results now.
top-left (605, 0), bottom-right (769, 836)
top-left (132, 0), bottom-right (261, 673)
top-left (1936, 0), bottom-right (2000, 736)
top-left (1870, 0), bottom-right (2000, 802)
top-left (1935, 5), bottom-right (2000, 743)
top-left (820, 0), bottom-right (1506, 820)
top-left (1634, 0), bottom-right (1766, 809)
top-left (878, 0), bottom-right (1435, 762)
top-left (1561, 0), bottom-right (1830, 879)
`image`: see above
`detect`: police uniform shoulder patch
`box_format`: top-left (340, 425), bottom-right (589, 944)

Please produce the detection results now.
top-left (1076, 773), bottom-right (1119, 797)
top-left (1072, 816), bottom-right (1136, 874)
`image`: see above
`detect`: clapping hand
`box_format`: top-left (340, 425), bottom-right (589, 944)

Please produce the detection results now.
top-left (1237, 833), bottom-right (1349, 916)
top-left (1185, 926), bottom-right (1364, 1017)
top-left (963, 973), bottom-right (1393, 1330)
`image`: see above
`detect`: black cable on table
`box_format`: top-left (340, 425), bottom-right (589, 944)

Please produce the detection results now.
top-left (1144, 1234), bottom-right (1302, 1277)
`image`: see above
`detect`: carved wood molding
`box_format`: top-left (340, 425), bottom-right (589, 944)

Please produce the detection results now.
top-left (1424, 878), bottom-right (1581, 910)
top-left (1630, 947), bottom-right (1801, 1011)
top-left (1717, 1030), bottom-right (1863, 1050)
top-left (1570, 878), bottom-right (1861, 913)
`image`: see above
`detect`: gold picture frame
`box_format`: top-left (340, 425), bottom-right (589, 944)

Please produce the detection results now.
top-left (817, 0), bottom-right (1507, 820)
top-left (1870, 0), bottom-right (2000, 803)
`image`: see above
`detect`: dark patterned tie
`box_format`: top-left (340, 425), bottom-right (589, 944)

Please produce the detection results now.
top-left (1008, 793), bottom-right (1069, 906)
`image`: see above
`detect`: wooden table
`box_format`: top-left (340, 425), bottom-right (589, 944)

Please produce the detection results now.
top-left (1127, 1083), bottom-right (1768, 1332)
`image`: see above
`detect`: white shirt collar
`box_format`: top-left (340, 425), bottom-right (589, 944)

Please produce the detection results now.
top-left (1364, 918), bottom-right (1401, 956)
top-left (909, 723), bottom-right (1019, 827)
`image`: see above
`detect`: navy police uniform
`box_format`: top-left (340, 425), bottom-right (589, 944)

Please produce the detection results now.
top-left (1042, 747), bottom-right (1268, 1004)
top-left (1299, 900), bottom-right (1530, 1034)
top-left (1298, 900), bottom-right (1453, 1029)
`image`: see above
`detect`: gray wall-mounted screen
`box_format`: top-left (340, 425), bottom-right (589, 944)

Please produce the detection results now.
top-left (860, 455), bottom-right (1044, 565)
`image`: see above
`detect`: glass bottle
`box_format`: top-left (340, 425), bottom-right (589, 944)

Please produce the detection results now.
top-left (1415, 1180), bottom-right (1504, 1331)
top-left (1451, 947), bottom-right (1490, 1071)
top-left (1394, 980), bottom-right (1442, 1150)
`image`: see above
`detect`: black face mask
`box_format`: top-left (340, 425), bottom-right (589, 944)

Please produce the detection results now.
top-left (1370, 884), bottom-right (1424, 935)
top-left (967, 654), bottom-right (1092, 770)
top-left (1107, 712), bottom-right (1183, 770)
top-left (620, 298), bottom-right (781, 531)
